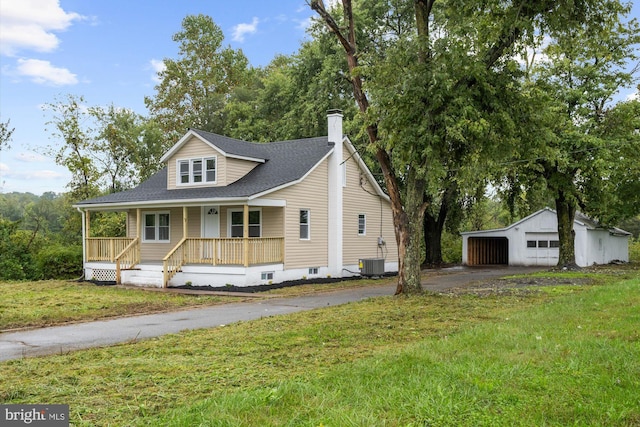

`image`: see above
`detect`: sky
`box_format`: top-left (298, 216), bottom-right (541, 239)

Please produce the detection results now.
top-left (0, 0), bottom-right (638, 196)
top-left (0, 0), bottom-right (317, 195)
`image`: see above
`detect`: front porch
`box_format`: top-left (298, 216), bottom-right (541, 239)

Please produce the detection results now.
top-left (82, 205), bottom-right (285, 287)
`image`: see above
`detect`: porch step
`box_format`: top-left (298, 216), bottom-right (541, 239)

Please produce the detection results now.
top-left (124, 270), bottom-right (164, 288)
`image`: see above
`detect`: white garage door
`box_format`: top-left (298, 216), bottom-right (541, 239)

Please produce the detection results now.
top-left (525, 233), bottom-right (560, 266)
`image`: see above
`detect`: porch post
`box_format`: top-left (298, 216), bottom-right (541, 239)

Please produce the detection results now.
top-left (243, 204), bottom-right (249, 267)
top-left (183, 206), bottom-right (188, 239)
top-left (136, 208), bottom-right (141, 239)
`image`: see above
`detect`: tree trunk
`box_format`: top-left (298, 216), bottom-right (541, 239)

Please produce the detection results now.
top-left (311, 0), bottom-right (428, 295)
top-left (394, 168), bottom-right (426, 295)
top-left (423, 214), bottom-right (443, 267)
top-left (555, 191), bottom-right (578, 268)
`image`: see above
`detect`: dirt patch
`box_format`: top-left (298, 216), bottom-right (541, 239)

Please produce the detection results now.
top-left (439, 276), bottom-right (596, 297)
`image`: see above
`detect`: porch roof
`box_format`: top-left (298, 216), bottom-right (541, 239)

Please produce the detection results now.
top-left (76, 136), bottom-right (333, 209)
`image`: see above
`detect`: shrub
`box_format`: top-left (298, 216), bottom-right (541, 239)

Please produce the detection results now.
top-left (35, 245), bottom-right (83, 279)
top-left (629, 237), bottom-right (640, 263)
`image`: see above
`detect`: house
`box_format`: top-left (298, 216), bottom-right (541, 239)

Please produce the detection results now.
top-left (74, 111), bottom-right (398, 287)
top-left (461, 207), bottom-right (631, 267)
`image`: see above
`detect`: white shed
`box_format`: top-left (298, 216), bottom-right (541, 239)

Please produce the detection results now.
top-left (461, 208), bottom-right (631, 267)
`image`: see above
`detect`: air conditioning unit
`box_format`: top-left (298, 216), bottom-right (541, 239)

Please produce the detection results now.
top-left (359, 258), bottom-right (385, 276)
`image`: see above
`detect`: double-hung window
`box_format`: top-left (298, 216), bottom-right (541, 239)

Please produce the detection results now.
top-left (230, 209), bottom-right (261, 238)
top-left (177, 157), bottom-right (216, 185)
top-left (144, 212), bottom-right (170, 242)
top-left (358, 214), bottom-right (366, 236)
top-left (300, 209), bottom-right (310, 240)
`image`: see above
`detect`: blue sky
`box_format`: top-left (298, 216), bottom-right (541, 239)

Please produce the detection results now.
top-left (0, 1), bottom-right (638, 196)
top-left (0, 0), bottom-right (316, 194)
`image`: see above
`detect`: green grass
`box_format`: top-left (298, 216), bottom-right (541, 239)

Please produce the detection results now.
top-left (0, 280), bottom-right (234, 330)
top-left (1, 269), bottom-right (638, 426)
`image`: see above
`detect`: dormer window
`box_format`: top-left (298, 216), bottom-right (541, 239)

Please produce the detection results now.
top-left (177, 157), bottom-right (216, 185)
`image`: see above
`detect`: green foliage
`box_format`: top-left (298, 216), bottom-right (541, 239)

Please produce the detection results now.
top-left (441, 231), bottom-right (462, 264)
top-left (0, 117), bottom-right (14, 151)
top-left (145, 14), bottom-right (251, 142)
top-left (629, 237), bottom-right (640, 263)
top-left (34, 245), bottom-right (83, 280)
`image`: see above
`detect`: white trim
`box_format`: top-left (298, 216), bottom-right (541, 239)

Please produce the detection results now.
top-left (358, 213), bottom-right (366, 236)
top-left (343, 136), bottom-right (390, 201)
top-left (248, 149), bottom-right (334, 200)
top-left (175, 156), bottom-right (217, 186)
top-left (142, 211), bottom-right (171, 243)
top-left (300, 209), bottom-right (310, 240)
top-left (227, 207), bottom-right (262, 238)
top-left (160, 130), bottom-right (266, 164)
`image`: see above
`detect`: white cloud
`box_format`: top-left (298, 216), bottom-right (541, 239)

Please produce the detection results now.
top-left (16, 58), bottom-right (78, 86)
top-left (0, 163), bottom-right (66, 180)
top-left (149, 59), bottom-right (166, 83)
top-left (626, 90), bottom-right (638, 102)
top-left (0, 0), bottom-right (84, 56)
top-left (15, 152), bottom-right (48, 163)
top-left (232, 17), bottom-right (259, 42)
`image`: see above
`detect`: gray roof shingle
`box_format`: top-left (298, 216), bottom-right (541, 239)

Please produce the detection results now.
top-left (76, 133), bottom-right (333, 207)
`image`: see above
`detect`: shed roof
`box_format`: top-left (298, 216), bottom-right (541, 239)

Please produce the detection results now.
top-left (461, 207), bottom-right (631, 237)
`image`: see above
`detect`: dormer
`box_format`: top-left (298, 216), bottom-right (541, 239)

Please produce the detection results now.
top-left (160, 129), bottom-right (268, 190)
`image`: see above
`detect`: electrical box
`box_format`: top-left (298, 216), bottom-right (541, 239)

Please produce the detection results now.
top-left (359, 258), bottom-right (385, 276)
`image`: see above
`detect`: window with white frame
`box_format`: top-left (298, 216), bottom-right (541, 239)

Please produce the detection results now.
top-left (143, 212), bottom-right (170, 242)
top-left (177, 157), bottom-right (216, 185)
top-left (300, 209), bottom-right (310, 240)
top-left (230, 209), bottom-right (261, 237)
top-left (358, 214), bottom-right (366, 235)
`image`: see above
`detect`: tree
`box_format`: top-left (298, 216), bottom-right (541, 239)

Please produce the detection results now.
top-left (515, 2), bottom-right (639, 267)
top-left (310, 0), bottom-right (582, 293)
top-left (145, 14), bottom-right (251, 143)
top-left (44, 95), bottom-right (166, 200)
top-left (0, 118), bottom-right (14, 151)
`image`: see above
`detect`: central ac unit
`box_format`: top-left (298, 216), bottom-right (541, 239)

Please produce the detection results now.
top-left (359, 258), bottom-right (385, 276)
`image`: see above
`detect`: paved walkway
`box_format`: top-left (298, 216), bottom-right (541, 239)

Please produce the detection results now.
top-left (0, 266), bottom-right (544, 362)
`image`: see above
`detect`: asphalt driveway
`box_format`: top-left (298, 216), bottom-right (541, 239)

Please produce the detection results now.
top-left (0, 266), bottom-right (545, 362)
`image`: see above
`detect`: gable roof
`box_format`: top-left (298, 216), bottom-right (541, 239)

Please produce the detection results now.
top-left (76, 133), bottom-right (333, 208)
top-left (160, 129), bottom-right (268, 163)
top-left (461, 207), bottom-right (631, 236)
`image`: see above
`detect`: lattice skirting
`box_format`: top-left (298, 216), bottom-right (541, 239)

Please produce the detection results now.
top-left (91, 268), bottom-right (116, 282)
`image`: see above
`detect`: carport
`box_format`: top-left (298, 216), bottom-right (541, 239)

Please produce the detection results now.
top-left (466, 237), bottom-right (509, 265)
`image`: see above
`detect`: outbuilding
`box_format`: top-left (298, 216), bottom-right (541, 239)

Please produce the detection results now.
top-left (461, 207), bottom-right (631, 267)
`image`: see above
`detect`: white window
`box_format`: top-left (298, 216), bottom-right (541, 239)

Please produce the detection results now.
top-left (176, 157), bottom-right (216, 185)
top-left (229, 209), bottom-right (261, 238)
top-left (358, 214), bottom-right (366, 235)
top-left (300, 209), bottom-right (310, 240)
top-left (308, 267), bottom-right (319, 275)
top-left (261, 271), bottom-right (274, 281)
top-left (143, 212), bottom-right (170, 242)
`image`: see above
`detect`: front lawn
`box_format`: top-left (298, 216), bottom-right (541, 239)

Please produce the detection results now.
top-left (0, 281), bottom-right (234, 331)
top-left (2, 266), bottom-right (638, 426)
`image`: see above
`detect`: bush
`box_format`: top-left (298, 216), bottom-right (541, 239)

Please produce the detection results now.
top-left (0, 257), bottom-right (27, 280)
top-left (629, 237), bottom-right (640, 263)
top-left (442, 231), bottom-right (462, 264)
top-left (35, 245), bottom-right (83, 279)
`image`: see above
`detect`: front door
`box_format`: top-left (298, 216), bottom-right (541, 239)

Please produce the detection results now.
top-left (202, 206), bottom-right (220, 259)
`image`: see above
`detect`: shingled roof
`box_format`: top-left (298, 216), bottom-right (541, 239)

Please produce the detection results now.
top-left (76, 132), bottom-right (334, 208)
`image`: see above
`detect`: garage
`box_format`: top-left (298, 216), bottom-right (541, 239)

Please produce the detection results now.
top-left (461, 208), bottom-right (631, 267)
top-left (466, 237), bottom-right (509, 265)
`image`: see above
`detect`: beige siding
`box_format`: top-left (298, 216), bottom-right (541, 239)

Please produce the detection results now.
top-left (262, 206), bottom-right (284, 238)
top-left (269, 161), bottom-right (329, 270)
top-left (342, 145), bottom-right (398, 264)
top-left (166, 136), bottom-right (226, 189)
top-left (226, 157), bottom-right (259, 184)
top-left (136, 207), bottom-right (183, 261)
